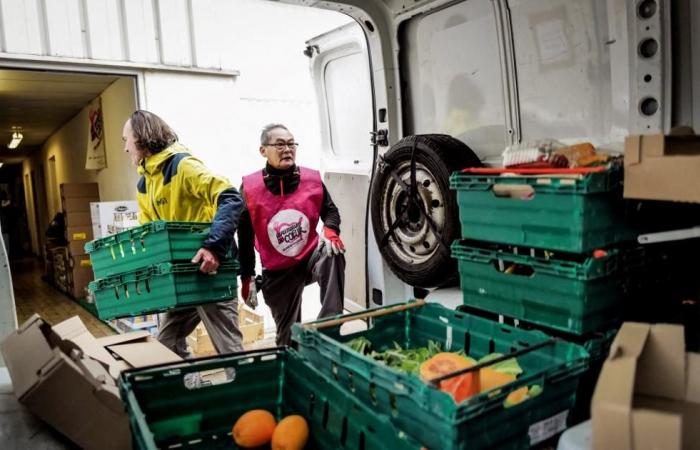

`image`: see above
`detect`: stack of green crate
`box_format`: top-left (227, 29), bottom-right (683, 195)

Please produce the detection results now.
top-left (86, 221), bottom-right (238, 320)
top-left (449, 166), bottom-right (630, 335)
top-left (449, 165), bottom-right (631, 426)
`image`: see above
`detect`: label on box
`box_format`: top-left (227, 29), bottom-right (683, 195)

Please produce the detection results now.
top-left (528, 410), bottom-right (568, 445)
top-left (79, 259), bottom-right (92, 267)
top-left (72, 232), bottom-right (88, 240)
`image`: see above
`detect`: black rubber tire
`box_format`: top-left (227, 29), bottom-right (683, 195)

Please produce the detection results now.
top-left (370, 134), bottom-right (481, 288)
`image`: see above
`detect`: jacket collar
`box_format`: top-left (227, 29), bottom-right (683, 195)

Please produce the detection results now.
top-left (137, 142), bottom-right (190, 176)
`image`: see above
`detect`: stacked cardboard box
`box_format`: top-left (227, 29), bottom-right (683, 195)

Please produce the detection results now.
top-left (61, 183), bottom-right (99, 299)
top-left (90, 201), bottom-right (139, 239)
top-left (186, 305), bottom-right (264, 356)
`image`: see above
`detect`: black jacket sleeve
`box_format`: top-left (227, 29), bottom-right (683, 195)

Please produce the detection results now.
top-left (320, 184), bottom-right (341, 233)
top-left (236, 185), bottom-right (257, 278)
top-left (202, 187), bottom-right (243, 261)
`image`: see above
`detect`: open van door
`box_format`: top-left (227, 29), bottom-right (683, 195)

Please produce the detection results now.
top-left (306, 21), bottom-right (374, 311)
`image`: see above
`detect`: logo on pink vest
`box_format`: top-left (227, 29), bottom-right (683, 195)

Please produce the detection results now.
top-left (267, 209), bottom-right (311, 257)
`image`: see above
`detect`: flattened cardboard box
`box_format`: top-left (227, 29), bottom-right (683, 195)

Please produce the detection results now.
top-left (64, 211), bottom-right (93, 227)
top-left (624, 132), bottom-right (700, 203)
top-left (0, 314), bottom-right (181, 450)
top-left (591, 322), bottom-right (700, 450)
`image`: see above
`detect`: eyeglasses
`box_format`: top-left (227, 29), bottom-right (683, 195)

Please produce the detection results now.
top-left (265, 142), bottom-right (299, 151)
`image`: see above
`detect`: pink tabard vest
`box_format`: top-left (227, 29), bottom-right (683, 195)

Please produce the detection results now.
top-left (242, 167), bottom-right (323, 271)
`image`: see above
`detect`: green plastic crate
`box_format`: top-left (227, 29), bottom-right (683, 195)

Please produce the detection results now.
top-left (89, 261), bottom-right (239, 320)
top-left (450, 168), bottom-right (632, 253)
top-left (292, 302), bottom-right (590, 450)
top-left (120, 349), bottom-right (423, 450)
top-left (85, 221), bottom-right (213, 278)
top-left (453, 241), bottom-right (622, 335)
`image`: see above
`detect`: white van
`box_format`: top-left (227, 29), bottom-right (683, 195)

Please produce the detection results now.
top-left (303, 0), bottom-right (700, 310)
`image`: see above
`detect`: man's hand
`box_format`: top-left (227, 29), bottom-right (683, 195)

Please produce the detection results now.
top-left (192, 248), bottom-right (220, 274)
top-left (319, 227), bottom-right (345, 257)
top-left (240, 277), bottom-right (258, 309)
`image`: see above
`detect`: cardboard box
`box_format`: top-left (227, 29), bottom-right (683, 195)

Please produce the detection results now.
top-left (624, 132), bottom-right (700, 203)
top-left (63, 196), bottom-right (100, 213)
top-left (69, 265), bottom-right (94, 299)
top-left (0, 314), bottom-right (181, 450)
top-left (60, 182), bottom-right (99, 199)
top-left (592, 322), bottom-right (700, 450)
top-left (186, 306), bottom-right (264, 356)
top-left (64, 211), bottom-right (93, 227)
top-left (90, 201), bottom-right (139, 239)
top-left (66, 226), bottom-right (93, 243)
top-left (68, 240), bottom-right (88, 257)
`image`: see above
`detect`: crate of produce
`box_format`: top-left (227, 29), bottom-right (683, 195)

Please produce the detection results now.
top-left (450, 166), bottom-right (633, 253)
top-left (120, 348), bottom-right (422, 450)
top-left (453, 241), bottom-right (621, 335)
top-left (88, 261), bottom-right (239, 320)
top-left (292, 301), bottom-right (590, 450)
top-left (85, 221), bottom-right (214, 278)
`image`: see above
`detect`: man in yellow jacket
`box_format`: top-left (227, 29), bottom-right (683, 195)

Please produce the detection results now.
top-left (123, 110), bottom-right (243, 357)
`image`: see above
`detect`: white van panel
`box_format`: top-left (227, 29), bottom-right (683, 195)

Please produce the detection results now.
top-left (401, 0), bottom-right (508, 164)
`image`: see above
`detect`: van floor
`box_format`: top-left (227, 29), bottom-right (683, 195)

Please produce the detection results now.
top-left (11, 257), bottom-right (114, 336)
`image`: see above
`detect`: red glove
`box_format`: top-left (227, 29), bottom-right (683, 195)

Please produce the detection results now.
top-left (320, 227), bottom-right (345, 256)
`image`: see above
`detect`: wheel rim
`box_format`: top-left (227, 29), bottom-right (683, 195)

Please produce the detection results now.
top-left (381, 160), bottom-right (446, 265)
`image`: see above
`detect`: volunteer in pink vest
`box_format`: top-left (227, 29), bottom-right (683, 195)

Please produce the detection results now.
top-left (237, 123), bottom-right (346, 346)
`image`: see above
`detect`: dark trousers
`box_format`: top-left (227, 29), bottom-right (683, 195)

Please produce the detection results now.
top-left (262, 247), bottom-right (345, 346)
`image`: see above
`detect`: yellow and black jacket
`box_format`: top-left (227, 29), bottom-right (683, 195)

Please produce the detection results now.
top-left (137, 143), bottom-right (243, 259)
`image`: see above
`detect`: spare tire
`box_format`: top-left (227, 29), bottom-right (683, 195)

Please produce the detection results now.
top-left (370, 134), bottom-right (481, 287)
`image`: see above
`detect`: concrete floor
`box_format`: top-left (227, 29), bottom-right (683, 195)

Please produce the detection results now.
top-left (11, 258), bottom-right (114, 337)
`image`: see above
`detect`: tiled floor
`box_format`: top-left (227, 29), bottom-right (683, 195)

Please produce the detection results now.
top-left (10, 258), bottom-right (114, 337)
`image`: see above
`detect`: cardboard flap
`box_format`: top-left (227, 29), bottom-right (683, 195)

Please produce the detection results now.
top-left (636, 324), bottom-right (686, 401)
top-left (0, 315), bottom-right (59, 398)
top-left (640, 134), bottom-right (666, 158)
top-left (97, 330), bottom-right (151, 347)
top-left (108, 341), bottom-right (181, 368)
top-left (52, 316), bottom-right (120, 370)
top-left (631, 409), bottom-right (683, 450)
top-left (625, 135), bottom-right (642, 166)
top-left (686, 353), bottom-right (700, 403)
top-left (607, 322), bottom-right (650, 362)
top-left (73, 355), bottom-right (113, 386)
top-left (93, 383), bottom-right (124, 414)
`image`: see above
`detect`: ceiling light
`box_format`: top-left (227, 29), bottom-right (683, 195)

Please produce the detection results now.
top-left (7, 132), bottom-right (22, 149)
top-left (0, 163), bottom-right (4, 168)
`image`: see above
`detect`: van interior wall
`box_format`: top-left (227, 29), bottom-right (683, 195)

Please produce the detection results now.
top-left (22, 76), bottom-right (137, 255)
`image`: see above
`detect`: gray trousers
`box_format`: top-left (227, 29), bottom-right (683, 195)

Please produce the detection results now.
top-left (262, 246), bottom-right (345, 346)
top-left (157, 299), bottom-right (244, 358)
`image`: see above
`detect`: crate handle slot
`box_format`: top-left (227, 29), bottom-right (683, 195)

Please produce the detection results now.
top-left (427, 338), bottom-right (558, 386)
top-left (492, 184), bottom-right (535, 200)
top-left (182, 368), bottom-right (236, 390)
top-left (303, 299), bottom-right (426, 330)
top-left (493, 259), bottom-right (535, 277)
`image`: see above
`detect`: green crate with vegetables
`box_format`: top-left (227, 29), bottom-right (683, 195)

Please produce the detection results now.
top-left (292, 301), bottom-right (590, 450)
top-left (85, 221), bottom-right (214, 278)
top-left (120, 348), bottom-right (422, 450)
top-left (450, 166), bottom-right (633, 253)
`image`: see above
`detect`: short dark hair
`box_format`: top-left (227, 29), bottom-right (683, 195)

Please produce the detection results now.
top-left (260, 123), bottom-right (289, 145)
top-left (129, 110), bottom-right (178, 153)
